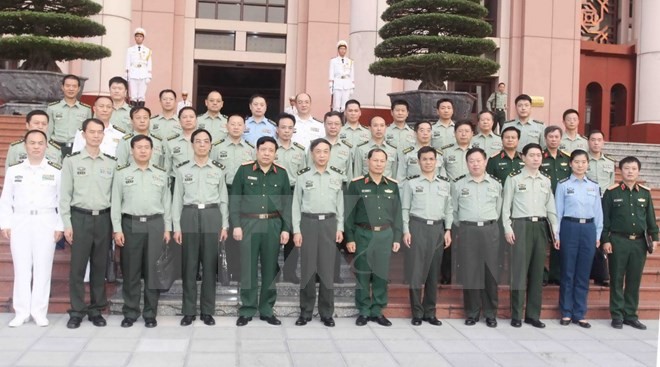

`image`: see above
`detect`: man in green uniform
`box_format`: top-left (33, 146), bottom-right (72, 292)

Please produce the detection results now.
top-left (502, 143), bottom-right (558, 329)
top-left (452, 148), bottom-right (502, 328)
top-left (601, 156), bottom-right (658, 330)
top-left (197, 90), bottom-right (228, 143)
top-left (354, 116), bottom-right (398, 179)
top-left (292, 138), bottom-right (344, 327)
top-left (60, 118), bottom-right (116, 329)
top-left (172, 129), bottom-right (229, 327)
top-left (5, 110), bottom-right (61, 169)
top-left (339, 99), bottom-right (370, 147)
top-left (487, 82), bottom-right (508, 132)
top-left (309, 111), bottom-right (354, 184)
top-left (164, 107), bottom-right (197, 181)
top-left (111, 135), bottom-right (171, 328)
top-left (540, 125), bottom-right (571, 285)
top-left (501, 94), bottom-right (545, 151)
top-left (431, 98), bottom-right (456, 149)
top-left (385, 99), bottom-right (415, 149)
top-left (47, 74), bottom-right (92, 157)
top-left (231, 136), bottom-right (292, 327)
top-left (108, 77), bottom-right (132, 132)
top-left (401, 146), bottom-right (452, 326)
top-left (396, 121), bottom-right (445, 183)
top-left (345, 148), bottom-right (403, 327)
top-left (116, 106), bottom-right (167, 169)
top-left (150, 89), bottom-right (181, 138)
top-left (471, 111), bottom-right (502, 156)
top-left (559, 109), bottom-right (588, 153)
top-left (486, 127), bottom-right (525, 183)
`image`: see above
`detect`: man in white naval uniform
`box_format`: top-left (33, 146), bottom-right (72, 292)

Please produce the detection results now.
top-left (0, 130), bottom-right (63, 327)
top-left (329, 40), bottom-right (354, 112)
top-left (125, 28), bottom-right (152, 107)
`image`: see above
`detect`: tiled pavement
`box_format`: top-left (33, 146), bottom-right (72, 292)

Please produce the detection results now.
top-left (0, 313), bottom-right (657, 367)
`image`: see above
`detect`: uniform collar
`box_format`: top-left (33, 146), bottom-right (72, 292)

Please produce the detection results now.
top-left (364, 174), bottom-right (389, 185)
top-left (619, 181), bottom-right (639, 191)
top-left (569, 174), bottom-right (587, 182)
top-left (434, 120), bottom-right (454, 127)
top-left (252, 162), bottom-right (277, 174)
top-left (21, 158), bottom-right (49, 169)
top-left (312, 166), bottom-right (330, 175)
top-left (477, 131), bottom-right (495, 138)
top-left (114, 103), bottom-right (130, 111)
top-left (390, 123), bottom-right (410, 131)
top-left (246, 116), bottom-right (267, 124)
top-left (344, 122), bottom-right (364, 131)
top-left (192, 158), bottom-right (213, 168)
top-left (522, 168), bottom-right (542, 179)
top-left (80, 147), bottom-right (106, 160)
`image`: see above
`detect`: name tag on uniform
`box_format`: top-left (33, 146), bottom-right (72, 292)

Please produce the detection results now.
top-left (447, 156), bottom-right (456, 163)
top-left (517, 184), bottom-right (527, 192)
top-left (183, 174), bottom-right (194, 183)
top-left (415, 186), bottom-right (424, 193)
top-left (42, 174), bottom-right (55, 181)
top-left (384, 189), bottom-right (393, 194)
top-left (638, 198), bottom-right (646, 202)
top-left (613, 198), bottom-right (623, 203)
top-left (560, 162), bottom-right (568, 166)
top-left (339, 133), bottom-right (347, 139)
top-left (14, 175), bottom-right (23, 183)
top-left (125, 176), bottom-right (135, 185)
top-left (311, 127), bottom-right (319, 132)
top-left (461, 188), bottom-right (470, 197)
top-left (247, 176), bottom-right (257, 181)
top-left (361, 189), bottom-right (371, 193)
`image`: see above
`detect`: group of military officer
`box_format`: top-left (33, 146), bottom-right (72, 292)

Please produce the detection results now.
top-left (2, 76), bottom-right (658, 330)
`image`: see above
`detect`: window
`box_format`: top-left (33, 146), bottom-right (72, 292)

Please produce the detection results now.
top-left (197, 0), bottom-right (287, 23)
top-left (195, 32), bottom-right (236, 50)
top-left (246, 34), bottom-right (286, 53)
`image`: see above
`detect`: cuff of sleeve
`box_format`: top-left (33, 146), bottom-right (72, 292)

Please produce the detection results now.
top-left (173, 222), bottom-right (181, 232)
top-left (293, 225), bottom-right (301, 233)
top-left (601, 234), bottom-right (610, 243)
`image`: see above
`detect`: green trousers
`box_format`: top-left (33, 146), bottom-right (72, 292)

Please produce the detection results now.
top-left (609, 235), bottom-right (647, 321)
top-left (299, 215), bottom-right (337, 318)
top-left (407, 219), bottom-right (444, 319)
top-left (239, 217), bottom-right (282, 317)
top-left (510, 220), bottom-right (548, 320)
top-left (354, 227), bottom-right (393, 317)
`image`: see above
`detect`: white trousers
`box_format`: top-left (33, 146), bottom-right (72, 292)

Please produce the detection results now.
top-left (332, 89), bottom-right (352, 112)
top-left (129, 78), bottom-right (148, 102)
top-left (10, 213), bottom-right (58, 320)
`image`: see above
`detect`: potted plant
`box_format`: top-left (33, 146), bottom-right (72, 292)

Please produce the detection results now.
top-left (369, 0), bottom-right (499, 122)
top-left (0, 0), bottom-right (111, 113)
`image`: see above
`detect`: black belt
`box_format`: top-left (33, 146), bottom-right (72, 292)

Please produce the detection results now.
top-left (52, 140), bottom-right (74, 148)
top-left (302, 213), bottom-right (336, 220)
top-left (410, 216), bottom-right (444, 226)
top-left (462, 219), bottom-right (496, 227)
top-left (513, 216), bottom-right (546, 222)
top-left (183, 203), bottom-right (219, 209)
top-left (241, 212), bottom-right (281, 219)
top-left (72, 207), bottom-right (110, 216)
top-left (122, 213), bottom-right (163, 222)
top-left (357, 223), bottom-right (391, 232)
top-left (611, 232), bottom-right (644, 240)
top-left (563, 217), bottom-right (594, 224)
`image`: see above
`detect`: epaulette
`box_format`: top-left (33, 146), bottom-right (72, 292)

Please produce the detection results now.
top-left (8, 161), bottom-right (21, 167)
top-left (340, 139), bottom-right (353, 148)
top-left (560, 150), bottom-right (570, 157)
top-left (273, 162), bottom-right (287, 170)
top-left (48, 140), bottom-right (61, 150)
top-left (103, 153), bottom-right (117, 160)
top-left (603, 154), bottom-right (615, 162)
top-left (357, 140), bottom-right (369, 147)
top-left (385, 176), bottom-right (398, 184)
top-left (313, 117), bottom-right (322, 123)
top-left (437, 175), bottom-right (450, 182)
top-left (150, 133), bottom-right (162, 141)
top-left (441, 143), bottom-right (454, 150)
top-left (330, 166), bottom-right (344, 175)
top-left (488, 174), bottom-right (501, 183)
top-left (504, 119), bottom-right (514, 124)
top-left (267, 119), bottom-right (277, 127)
top-left (493, 132), bottom-right (501, 136)
top-left (580, 134), bottom-right (587, 140)
top-left (533, 119), bottom-right (544, 124)
top-left (607, 184), bottom-right (619, 191)
top-left (48, 100), bottom-right (59, 106)
top-left (558, 177), bottom-right (570, 184)
top-left (586, 177), bottom-right (599, 185)
top-left (405, 174), bottom-right (420, 181)
top-left (435, 148), bottom-right (444, 155)
top-left (453, 174), bottom-right (466, 182)
top-left (213, 138), bottom-right (226, 146)
top-left (153, 164), bottom-right (166, 172)
top-left (221, 114), bottom-right (228, 119)
top-left (114, 125), bottom-right (126, 134)
top-left (168, 133), bottom-right (180, 141)
top-left (245, 140), bottom-right (254, 148)
top-left (116, 163), bottom-right (130, 171)
top-left (386, 141), bottom-right (397, 150)
top-left (293, 142), bottom-right (306, 150)
top-left (80, 102), bottom-right (91, 109)
top-left (122, 133), bottom-right (134, 140)
top-left (297, 167), bottom-right (311, 175)
top-left (509, 169), bottom-right (521, 177)
top-left (176, 160), bottom-right (189, 168)
top-left (639, 184), bottom-right (651, 191)
top-left (10, 139), bottom-right (24, 146)
top-left (151, 114), bottom-right (160, 119)
top-left (352, 175), bottom-right (365, 182)
top-left (212, 160), bottom-right (225, 170)
top-left (47, 161), bottom-right (62, 170)
top-left (66, 151), bottom-right (81, 158)
top-left (402, 146), bottom-right (415, 154)
top-left (242, 160), bottom-right (255, 166)
top-left (540, 171), bottom-right (551, 179)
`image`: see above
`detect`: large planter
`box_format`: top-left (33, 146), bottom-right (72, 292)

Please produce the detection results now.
top-left (388, 90), bottom-right (476, 124)
top-left (0, 70), bottom-right (87, 114)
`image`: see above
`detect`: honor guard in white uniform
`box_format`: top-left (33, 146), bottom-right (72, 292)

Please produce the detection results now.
top-left (125, 28), bottom-right (152, 106)
top-left (329, 40), bottom-right (354, 112)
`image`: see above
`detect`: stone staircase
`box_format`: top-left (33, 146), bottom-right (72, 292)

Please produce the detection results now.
top-left (605, 142), bottom-right (660, 188)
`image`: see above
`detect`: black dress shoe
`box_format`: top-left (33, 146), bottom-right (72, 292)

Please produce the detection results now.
top-left (423, 317), bottom-right (442, 326)
top-left (320, 317), bottom-right (335, 327)
top-left (465, 317), bottom-right (477, 326)
top-left (260, 315), bottom-right (281, 325)
top-left (486, 318), bottom-right (497, 328)
top-left (295, 316), bottom-right (311, 326)
top-left (200, 314), bottom-right (216, 326)
top-left (524, 318), bottom-right (546, 328)
top-left (572, 320), bottom-right (591, 329)
top-left (611, 319), bottom-right (623, 329)
top-left (623, 319), bottom-right (647, 330)
top-left (144, 318), bottom-right (157, 328)
top-left (560, 318), bottom-right (571, 326)
top-left (236, 316), bottom-right (252, 326)
top-left (595, 280), bottom-right (610, 287)
top-left (355, 315), bottom-right (369, 326)
top-left (283, 274), bottom-right (300, 284)
top-left (89, 315), bottom-right (107, 327)
top-left (372, 315), bottom-right (392, 327)
top-left (511, 319), bottom-right (522, 328)
top-left (67, 316), bottom-right (82, 329)
top-left (411, 318), bottom-right (422, 326)
top-left (180, 315), bottom-right (196, 326)
top-left (121, 318), bottom-right (135, 328)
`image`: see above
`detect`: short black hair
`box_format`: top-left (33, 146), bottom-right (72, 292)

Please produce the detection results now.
top-left (619, 156), bottom-right (641, 170)
top-left (26, 109), bottom-right (48, 124)
top-left (345, 99), bottom-right (361, 109)
top-left (190, 128), bottom-right (212, 144)
top-left (257, 136), bottom-right (278, 150)
top-left (130, 134), bottom-right (153, 149)
top-left (501, 126), bottom-right (521, 139)
top-left (324, 110), bottom-right (343, 121)
top-left (569, 149), bottom-right (588, 163)
top-left (515, 94), bottom-right (532, 105)
top-left (562, 108), bottom-right (579, 121)
top-left (454, 120), bottom-right (474, 134)
top-left (414, 121), bottom-right (432, 132)
top-left (477, 110), bottom-right (495, 121)
top-left (522, 143), bottom-right (543, 156)
top-left (466, 147), bottom-right (487, 161)
top-left (310, 138), bottom-right (331, 152)
top-left (417, 145), bottom-right (436, 160)
top-left (61, 74), bottom-right (81, 86)
top-left (130, 106), bottom-right (151, 119)
top-left (276, 112), bottom-right (296, 127)
top-left (436, 98), bottom-right (453, 109)
top-left (108, 76), bottom-right (128, 89)
top-left (82, 118), bottom-right (105, 132)
top-left (227, 114), bottom-right (245, 123)
top-left (367, 147), bottom-right (387, 160)
top-left (588, 129), bottom-right (604, 139)
top-left (159, 89), bottom-right (177, 99)
top-left (544, 125), bottom-right (562, 138)
top-left (390, 99), bottom-right (409, 111)
top-left (24, 129), bottom-right (47, 143)
top-left (178, 106), bottom-right (196, 119)
top-left (249, 94), bottom-right (267, 104)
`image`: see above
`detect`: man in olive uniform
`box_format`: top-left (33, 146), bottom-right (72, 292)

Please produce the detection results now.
top-left (487, 82), bottom-right (508, 132)
top-left (396, 121), bottom-right (445, 183)
top-left (108, 77), bottom-right (132, 132)
top-left (559, 109), bottom-right (588, 153)
top-left (345, 148), bottom-right (403, 327)
top-left (431, 99), bottom-right (456, 149)
top-left (471, 111), bottom-right (502, 156)
top-left (502, 143), bottom-right (558, 329)
top-left (231, 136), bottom-right (292, 327)
top-left (47, 74), bottom-right (92, 157)
top-left (111, 135), bottom-right (171, 328)
top-left (540, 125), bottom-right (571, 286)
top-left (452, 148), bottom-right (502, 328)
top-left (5, 110), bottom-right (61, 169)
top-left (385, 100), bottom-right (415, 149)
top-left (501, 94), bottom-right (545, 151)
top-left (401, 146), bottom-right (452, 326)
top-left (116, 106), bottom-right (167, 169)
top-left (292, 138), bottom-right (344, 327)
top-left (198, 91), bottom-right (228, 142)
top-left (441, 120), bottom-right (473, 181)
top-left (354, 116), bottom-right (398, 179)
top-left (60, 118), bottom-right (116, 329)
top-left (172, 129), bottom-right (229, 327)
top-left (601, 156), bottom-right (658, 330)
top-left (164, 106), bottom-right (197, 181)
top-left (486, 127), bottom-right (525, 183)
top-left (309, 111), bottom-right (354, 184)
top-left (150, 89), bottom-right (181, 138)
top-left (339, 99), bottom-right (370, 147)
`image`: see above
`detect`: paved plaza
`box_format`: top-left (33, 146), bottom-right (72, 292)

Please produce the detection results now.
top-left (0, 313), bottom-right (657, 367)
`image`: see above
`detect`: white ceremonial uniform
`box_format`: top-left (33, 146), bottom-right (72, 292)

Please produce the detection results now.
top-left (71, 124), bottom-right (125, 157)
top-left (0, 159), bottom-right (63, 323)
top-left (329, 56), bottom-right (354, 112)
top-left (125, 44), bottom-right (152, 102)
top-left (292, 115), bottom-right (325, 148)
top-left (177, 100), bottom-right (192, 114)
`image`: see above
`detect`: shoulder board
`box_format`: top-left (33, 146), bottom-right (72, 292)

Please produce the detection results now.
top-left (406, 174), bottom-right (420, 181)
top-left (453, 174), bottom-right (466, 182)
top-left (221, 114), bottom-right (228, 119)
top-left (504, 119), bottom-right (514, 124)
top-left (493, 132), bottom-right (500, 137)
top-left (509, 169), bottom-right (521, 177)
top-left (48, 101), bottom-right (59, 106)
top-left (151, 114), bottom-right (160, 119)
top-left (213, 138), bottom-right (225, 146)
top-left (559, 150), bottom-right (571, 157)
top-left (103, 153), bottom-right (117, 160)
top-left (10, 139), bottom-right (24, 146)
top-left (533, 119), bottom-right (544, 124)
top-left (122, 133), bottom-right (134, 140)
top-left (150, 133), bottom-right (162, 141)
top-left (212, 160), bottom-right (226, 170)
top-left (267, 119), bottom-right (277, 127)
top-left (242, 160), bottom-right (255, 166)
top-left (435, 148), bottom-right (444, 155)
top-left (297, 167), bottom-right (311, 175)
top-left (340, 139), bottom-right (353, 148)
top-left (168, 133), bottom-right (181, 140)
top-left (176, 160), bottom-right (189, 168)
top-left (639, 184), bottom-right (651, 191)
top-left (402, 146), bottom-right (415, 154)
top-left (67, 151), bottom-right (81, 158)
top-left (603, 154), bottom-right (615, 161)
top-left (313, 117), bottom-right (322, 123)
top-left (385, 141), bottom-right (397, 149)
top-left (47, 161), bottom-right (62, 170)
top-left (357, 141), bottom-right (369, 147)
top-left (385, 176), bottom-right (398, 184)
top-left (329, 166), bottom-right (344, 175)
top-left (437, 175), bottom-right (450, 182)
top-left (273, 162), bottom-right (287, 170)
top-left (586, 177), bottom-right (599, 185)
top-left (579, 134), bottom-right (587, 140)
top-left (8, 161), bottom-right (22, 167)
top-left (114, 125), bottom-right (126, 134)
top-left (116, 163), bottom-right (130, 171)
top-left (488, 174), bottom-right (501, 183)
top-left (80, 102), bottom-right (91, 108)
top-left (245, 140), bottom-right (255, 148)
top-left (606, 183), bottom-right (619, 191)
top-left (48, 140), bottom-right (61, 150)
top-left (293, 142), bottom-right (306, 150)
top-left (441, 143), bottom-right (454, 150)
top-left (558, 177), bottom-right (570, 184)
top-left (352, 175), bottom-right (365, 182)
top-left (197, 113), bottom-right (205, 117)
top-left (540, 170), bottom-right (551, 179)
top-left (153, 164), bottom-right (166, 172)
